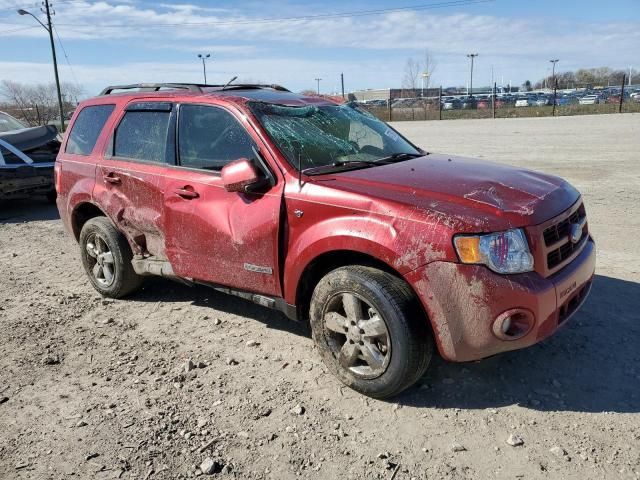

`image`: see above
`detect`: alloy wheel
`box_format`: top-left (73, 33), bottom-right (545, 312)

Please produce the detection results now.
top-left (322, 292), bottom-right (391, 379)
top-left (85, 233), bottom-right (115, 288)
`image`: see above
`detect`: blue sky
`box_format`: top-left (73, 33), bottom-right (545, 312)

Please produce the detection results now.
top-left (1, 0), bottom-right (639, 97)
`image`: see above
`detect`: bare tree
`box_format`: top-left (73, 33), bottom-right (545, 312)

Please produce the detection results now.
top-left (534, 67), bottom-right (633, 90)
top-left (0, 80), bottom-right (84, 126)
top-left (422, 49), bottom-right (437, 94)
top-left (402, 58), bottom-right (421, 96)
top-left (402, 50), bottom-right (437, 98)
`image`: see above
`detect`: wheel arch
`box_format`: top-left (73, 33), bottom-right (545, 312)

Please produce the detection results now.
top-left (71, 201), bottom-right (107, 241)
top-left (293, 249), bottom-right (432, 332)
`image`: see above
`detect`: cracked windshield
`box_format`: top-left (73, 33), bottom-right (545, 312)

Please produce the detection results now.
top-left (250, 102), bottom-right (421, 173)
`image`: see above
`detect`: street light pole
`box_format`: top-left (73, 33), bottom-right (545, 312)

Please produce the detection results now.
top-left (315, 78), bottom-right (322, 95)
top-left (467, 54), bottom-right (478, 97)
top-left (198, 54), bottom-right (210, 84)
top-left (18, 2), bottom-right (65, 131)
top-left (550, 59), bottom-right (559, 88)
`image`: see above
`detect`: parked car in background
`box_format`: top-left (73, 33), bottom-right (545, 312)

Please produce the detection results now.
top-left (442, 98), bottom-right (461, 110)
top-left (579, 95), bottom-right (603, 105)
top-left (554, 95), bottom-right (574, 106)
top-left (0, 111), bottom-right (60, 202)
top-left (476, 97), bottom-right (491, 109)
top-left (535, 96), bottom-right (551, 107)
top-left (56, 82), bottom-right (595, 399)
top-left (515, 96), bottom-right (530, 107)
top-left (461, 96), bottom-right (477, 109)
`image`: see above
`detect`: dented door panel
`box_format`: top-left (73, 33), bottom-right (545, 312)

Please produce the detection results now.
top-left (94, 159), bottom-right (167, 257)
top-left (163, 168), bottom-right (283, 296)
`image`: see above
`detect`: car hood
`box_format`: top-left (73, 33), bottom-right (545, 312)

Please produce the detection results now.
top-left (0, 124), bottom-right (59, 151)
top-left (311, 154), bottom-right (579, 232)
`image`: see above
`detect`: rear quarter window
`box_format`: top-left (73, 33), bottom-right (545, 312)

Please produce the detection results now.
top-left (65, 104), bottom-right (115, 155)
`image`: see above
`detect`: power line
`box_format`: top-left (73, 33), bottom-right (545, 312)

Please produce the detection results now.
top-left (0, 0), bottom-right (92, 13)
top-left (52, 24), bottom-right (81, 91)
top-left (51, 0), bottom-right (493, 29)
top-left (0, 24), bottom-right (39, 35)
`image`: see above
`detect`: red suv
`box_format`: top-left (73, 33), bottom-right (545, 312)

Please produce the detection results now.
top-left (56, 83), bottom-right (595, 398)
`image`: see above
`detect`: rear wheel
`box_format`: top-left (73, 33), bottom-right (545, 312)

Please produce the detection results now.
top-left (79, 217), bottom-right (143, 298)
top-left (309, 266), bottom-right (432, 399)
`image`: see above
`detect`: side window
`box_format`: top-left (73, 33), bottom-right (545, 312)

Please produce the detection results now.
top-left (65, 104), bottom-right (115, 155)
top-left (114, 108), bottom-right (171, 163)
top-left (178, 104), bottom-right (255, 171)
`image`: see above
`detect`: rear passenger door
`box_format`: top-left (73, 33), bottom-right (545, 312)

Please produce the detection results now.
top-left (94, 102), bottom-right (174, 258)
top-left (163, 103), bottom-right (284, 296)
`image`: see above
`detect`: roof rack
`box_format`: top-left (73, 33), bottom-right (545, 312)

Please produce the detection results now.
top-left (99, 83), bottom-right (290, 96)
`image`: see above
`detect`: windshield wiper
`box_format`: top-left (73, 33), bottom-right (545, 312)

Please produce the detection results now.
top-left (301, 160), bottom-right (375, 176)
top-left (373, 152), bottom-right (424, 164)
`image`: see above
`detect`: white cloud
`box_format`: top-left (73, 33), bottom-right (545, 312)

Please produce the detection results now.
top-left (0, 58), bottom-right (363, 96)
top-left (2, 1), bottom-right (639, 91)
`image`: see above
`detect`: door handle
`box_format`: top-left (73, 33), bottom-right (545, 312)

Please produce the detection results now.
top-left (103, 173), bottom-right (121, 185)
top-left (175, 187), bottom-right (199, 199)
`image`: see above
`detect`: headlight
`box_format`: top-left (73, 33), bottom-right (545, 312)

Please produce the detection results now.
top-left (453, 228), bottom-right (534, 274)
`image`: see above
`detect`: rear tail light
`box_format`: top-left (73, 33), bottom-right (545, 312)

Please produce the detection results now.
top-left (54, 162), bottom-right (61, 193)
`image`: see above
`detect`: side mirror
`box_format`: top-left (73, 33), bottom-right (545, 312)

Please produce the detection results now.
top-left (221, 158), bottom-right (263, 193)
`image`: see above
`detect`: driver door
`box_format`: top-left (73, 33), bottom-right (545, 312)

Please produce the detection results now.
top-left (163, 103), bottom-right (283, 296)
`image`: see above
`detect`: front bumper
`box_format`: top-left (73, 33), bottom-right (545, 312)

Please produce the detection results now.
top-left (404, 238), bottom-right (595, 362)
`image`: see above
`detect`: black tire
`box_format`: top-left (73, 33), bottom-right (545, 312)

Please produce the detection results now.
top-left (309, 266), bottom-right (432, 399)
top-left (45, 190), bottom-right (57, 204)
top-left (79, 217), bottom-right (143, 298)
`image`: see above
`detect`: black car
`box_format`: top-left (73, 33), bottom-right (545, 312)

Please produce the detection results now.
top-left (0, 112), bottom-right (60, 202)
top-left (460, 96), bottom-right (478, 109)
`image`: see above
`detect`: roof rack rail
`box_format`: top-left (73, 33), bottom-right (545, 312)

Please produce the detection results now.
top-left (99, 83), bottom-right (290, 96)
top-left (99, 83), bottom-right (205, 96)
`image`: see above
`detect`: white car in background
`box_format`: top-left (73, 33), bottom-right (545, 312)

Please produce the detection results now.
top-left (579, 95), bottom-right (602, 105)
top-left (515, 97), bottom-right (530, 107)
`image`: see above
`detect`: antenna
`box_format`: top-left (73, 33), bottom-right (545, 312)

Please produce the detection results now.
top-left (298, 152), bottom-right (302, 189)
top-left (221, 76), bottom-right (238, 90)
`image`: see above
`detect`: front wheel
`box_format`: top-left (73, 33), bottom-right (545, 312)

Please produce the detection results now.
top-left (309, 266), bottom-right (433, 399)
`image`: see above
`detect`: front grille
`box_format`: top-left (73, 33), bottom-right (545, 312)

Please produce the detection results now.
top-left (547, 239), bottom-right (581, 269)
top-left (543, 203), bottom-right (588, 271)
top-left (543, 206), bottom-right (585, 246)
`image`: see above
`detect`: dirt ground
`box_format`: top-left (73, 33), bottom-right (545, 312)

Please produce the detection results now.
top-left (1, 114), bottom-right (638, 480)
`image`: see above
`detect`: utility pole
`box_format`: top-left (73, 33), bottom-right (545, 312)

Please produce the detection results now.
top-left (467, 54), bottom-right (478, 97)
top-left (198, 54), bottom-right (210, 84)
top-left (340, 73), bottom-right (345, 99)
top-left (18, 2), bottom-right (65, 131)
top-left (315, 78), bottom-right (322, 95)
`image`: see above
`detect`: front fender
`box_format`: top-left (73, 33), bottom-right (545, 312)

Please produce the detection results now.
top-left (283, 213), bottom-right (447, 304)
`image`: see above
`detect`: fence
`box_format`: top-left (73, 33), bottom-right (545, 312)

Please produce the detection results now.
top-left (355, 77), bottom-right (640, 122)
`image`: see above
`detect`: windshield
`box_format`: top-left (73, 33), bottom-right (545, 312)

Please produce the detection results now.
top-left (0, 112), bottom-right (26, 133)
top-left (249, 102), bottom-right (421, 172)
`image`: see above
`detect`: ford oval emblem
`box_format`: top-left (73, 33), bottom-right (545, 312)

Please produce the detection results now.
top-left (569, 224), bottom-right (582, 244)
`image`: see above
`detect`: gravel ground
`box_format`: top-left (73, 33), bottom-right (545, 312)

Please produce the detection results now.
top-left (1, 114), bottom-right (639, 480)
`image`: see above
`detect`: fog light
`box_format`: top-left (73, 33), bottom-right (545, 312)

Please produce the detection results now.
top-left (492, 309), bottom-right (534, 341)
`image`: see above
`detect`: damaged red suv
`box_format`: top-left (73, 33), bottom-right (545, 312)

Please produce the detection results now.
top-left (56, 83), bottom-right (595, 398)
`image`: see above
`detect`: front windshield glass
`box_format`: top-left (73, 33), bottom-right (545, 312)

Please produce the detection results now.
top-left (249, 102), bottom-right (420, 171)
top-left (0, 112), bottom-right (26, 133)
